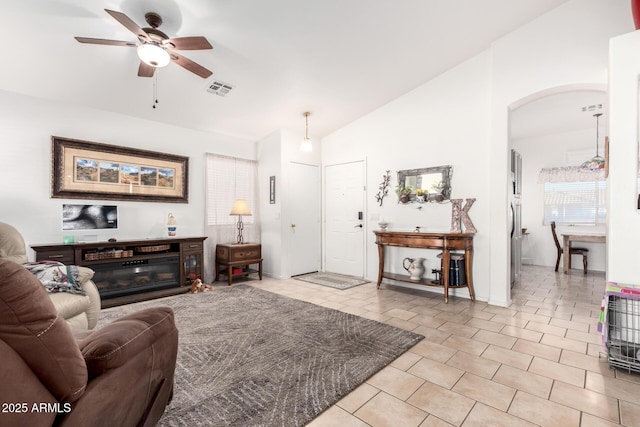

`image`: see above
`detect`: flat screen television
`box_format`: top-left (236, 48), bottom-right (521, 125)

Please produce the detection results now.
top-left (62, 204), bottom-right (118, 230)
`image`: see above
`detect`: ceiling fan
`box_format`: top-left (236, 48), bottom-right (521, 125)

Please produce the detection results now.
top-left (75, 9), bottom-right (213, 79)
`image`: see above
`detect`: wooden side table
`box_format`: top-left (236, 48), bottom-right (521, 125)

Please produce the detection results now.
top-left (215, 243), bottom-right (263, 286)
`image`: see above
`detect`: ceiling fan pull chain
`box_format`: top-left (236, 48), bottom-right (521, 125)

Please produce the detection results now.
top-left (153, 74), bottom-right (159, 109)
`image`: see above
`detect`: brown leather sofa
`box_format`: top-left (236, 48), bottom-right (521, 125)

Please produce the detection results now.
top-left (0, 259), bottom-right (178, 426)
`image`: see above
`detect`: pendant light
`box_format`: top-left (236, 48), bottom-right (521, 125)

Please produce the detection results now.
top-left (580, 112), bottom-right (605, 170)
top-left (300, 112), bottom-right (312, 152)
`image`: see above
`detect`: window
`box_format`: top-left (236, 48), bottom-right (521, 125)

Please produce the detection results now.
top-left (205, 154), bottom-right (257, 226)
top-left (543, 181), bottom-right (606, 225)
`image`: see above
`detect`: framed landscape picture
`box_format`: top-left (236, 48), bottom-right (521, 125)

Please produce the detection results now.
top-left (51, 136), bottom-right (189, 203)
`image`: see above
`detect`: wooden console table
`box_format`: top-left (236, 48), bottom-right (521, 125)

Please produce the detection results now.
top-left (215, 243), bottom-right (263, 286)
top-left (374, 230), bottom-right (474, 303)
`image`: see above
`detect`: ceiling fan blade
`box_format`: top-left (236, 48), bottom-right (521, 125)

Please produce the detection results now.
top-left (75, 37), bottom-right (136, 47)
top-left (105, 9), bottom-right (150, 42)
top-left (138, 62), bottom-right (155, 78)
top-left (169, 51), bottom-right (212, 79)
top-left (165, 36), bottom-right (212, 50)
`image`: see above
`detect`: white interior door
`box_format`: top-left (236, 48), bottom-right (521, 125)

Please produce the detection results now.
top-left (289, 162), bottom-right (320, 276)
top-left (325, 161), bottom-right (365, 277)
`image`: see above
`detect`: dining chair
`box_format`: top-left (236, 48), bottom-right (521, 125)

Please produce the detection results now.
top-left (550, 221), bottom-right (589, 274)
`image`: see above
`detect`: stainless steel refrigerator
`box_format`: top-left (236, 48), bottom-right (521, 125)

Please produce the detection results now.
top-left (510, 149), bottom-right (522, 287)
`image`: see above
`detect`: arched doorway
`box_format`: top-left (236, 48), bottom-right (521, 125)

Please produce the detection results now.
top-left (507, 84), bottom-right (607, 296)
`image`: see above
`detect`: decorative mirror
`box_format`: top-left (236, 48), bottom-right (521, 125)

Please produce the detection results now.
top-left (396, 165), bottom-right (452, 203)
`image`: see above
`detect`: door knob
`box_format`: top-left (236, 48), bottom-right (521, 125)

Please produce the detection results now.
top-left (354, 224), bottom-right (363, 228)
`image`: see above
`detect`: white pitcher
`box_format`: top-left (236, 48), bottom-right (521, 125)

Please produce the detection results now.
top-left (403, 257), bottom-right (425, 281)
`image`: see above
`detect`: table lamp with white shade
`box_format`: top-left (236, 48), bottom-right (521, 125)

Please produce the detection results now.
top-left (230, 199), bottom-right (251, 244)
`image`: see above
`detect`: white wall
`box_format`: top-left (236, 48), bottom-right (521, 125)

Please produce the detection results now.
top-left (608, 29), bottom-right (640, 284)
top-left (0, 90), bottom-right (255, 264)
top-left (322, 0), bottom-right (632, 306)
top-left (512, 127), bottom-right (606, 270)
top-left (489, 0), bottom-right (631, 304)
top-left (322, 51), bottom-right (492, 302)
top-left (257, 130), bottom-right (284, 278)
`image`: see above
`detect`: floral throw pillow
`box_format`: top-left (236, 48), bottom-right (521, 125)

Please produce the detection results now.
top-left (23, 261), bottom-right (87, 295)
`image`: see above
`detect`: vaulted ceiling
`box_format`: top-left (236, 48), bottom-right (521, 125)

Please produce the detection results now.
top-left (0, 0), bottom-right (571, 141)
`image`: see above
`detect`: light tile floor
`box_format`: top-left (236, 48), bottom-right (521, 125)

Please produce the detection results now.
top-left (243, 265), bottom-right (640, 427)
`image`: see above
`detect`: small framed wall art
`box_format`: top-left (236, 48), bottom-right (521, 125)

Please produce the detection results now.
top-left (270, 176), bottom-right (276, 204)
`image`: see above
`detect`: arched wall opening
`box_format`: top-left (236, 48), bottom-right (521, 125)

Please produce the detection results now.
top-left (507, 83), bottom-right (608, 297)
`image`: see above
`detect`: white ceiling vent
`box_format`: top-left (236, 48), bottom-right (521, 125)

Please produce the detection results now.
top-left (581, 104), bottom-right (603, 113)
top-left (207, 80), bottom-right (235, 97)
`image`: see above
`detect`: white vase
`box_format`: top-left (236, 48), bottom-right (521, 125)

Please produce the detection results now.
top-left (403, 257), bottom-right (425, 280)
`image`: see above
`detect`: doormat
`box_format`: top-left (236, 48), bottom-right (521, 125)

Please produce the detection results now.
top-left (294, 272), bottom-right (369, 290)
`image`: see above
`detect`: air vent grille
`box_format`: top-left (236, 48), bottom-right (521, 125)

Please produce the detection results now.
top-left (207, 80), bottom-right (235, 97)
top-left (581, 104), bottom-right (603, 113)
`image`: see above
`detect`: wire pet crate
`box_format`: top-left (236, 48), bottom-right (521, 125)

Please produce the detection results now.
top-left (607, 295), bottom-right (640, 373)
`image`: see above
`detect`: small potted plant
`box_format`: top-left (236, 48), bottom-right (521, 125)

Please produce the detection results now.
top-left (430, 181), bottom-right (446, 202)
top-left (395, 185), bottom-right (412, 203)
top-left (415, 188), bottom-right (428, 203)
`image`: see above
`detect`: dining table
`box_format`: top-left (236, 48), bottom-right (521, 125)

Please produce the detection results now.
top-left (562, 231), bottom-right (606, 274)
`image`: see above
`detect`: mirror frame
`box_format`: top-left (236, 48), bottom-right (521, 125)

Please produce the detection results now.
top-left (397, 165), bottom-right (453, 202)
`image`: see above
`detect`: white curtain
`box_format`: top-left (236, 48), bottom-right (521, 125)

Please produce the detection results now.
top-left (204, 153), bottom-right (260, 283)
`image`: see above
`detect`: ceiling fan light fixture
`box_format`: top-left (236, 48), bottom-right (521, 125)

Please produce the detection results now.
top-left (75, 10), bottom-right (212, 78)
top-left (137, 43), bottom-right (170, 67)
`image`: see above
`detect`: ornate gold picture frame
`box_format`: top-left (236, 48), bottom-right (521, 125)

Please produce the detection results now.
top-left (51, 136), bottom-right (189, 203)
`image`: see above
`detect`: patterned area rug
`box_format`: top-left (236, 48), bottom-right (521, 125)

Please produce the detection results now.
top-left (294, 272), bottom-right (369, 290)
top-left (97, 285), bottom-right (423, 427)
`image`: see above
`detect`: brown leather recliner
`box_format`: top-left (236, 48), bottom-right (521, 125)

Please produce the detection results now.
top-left (0, 221), bottom-right (101, 330)
top-left (0, 259), bottom-right (178, 427)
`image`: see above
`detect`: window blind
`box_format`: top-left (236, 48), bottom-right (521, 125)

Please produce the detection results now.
top-left (543, 181), bottom-right (606, 226)
top-left (205, 154), bottom-right (256, 226)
